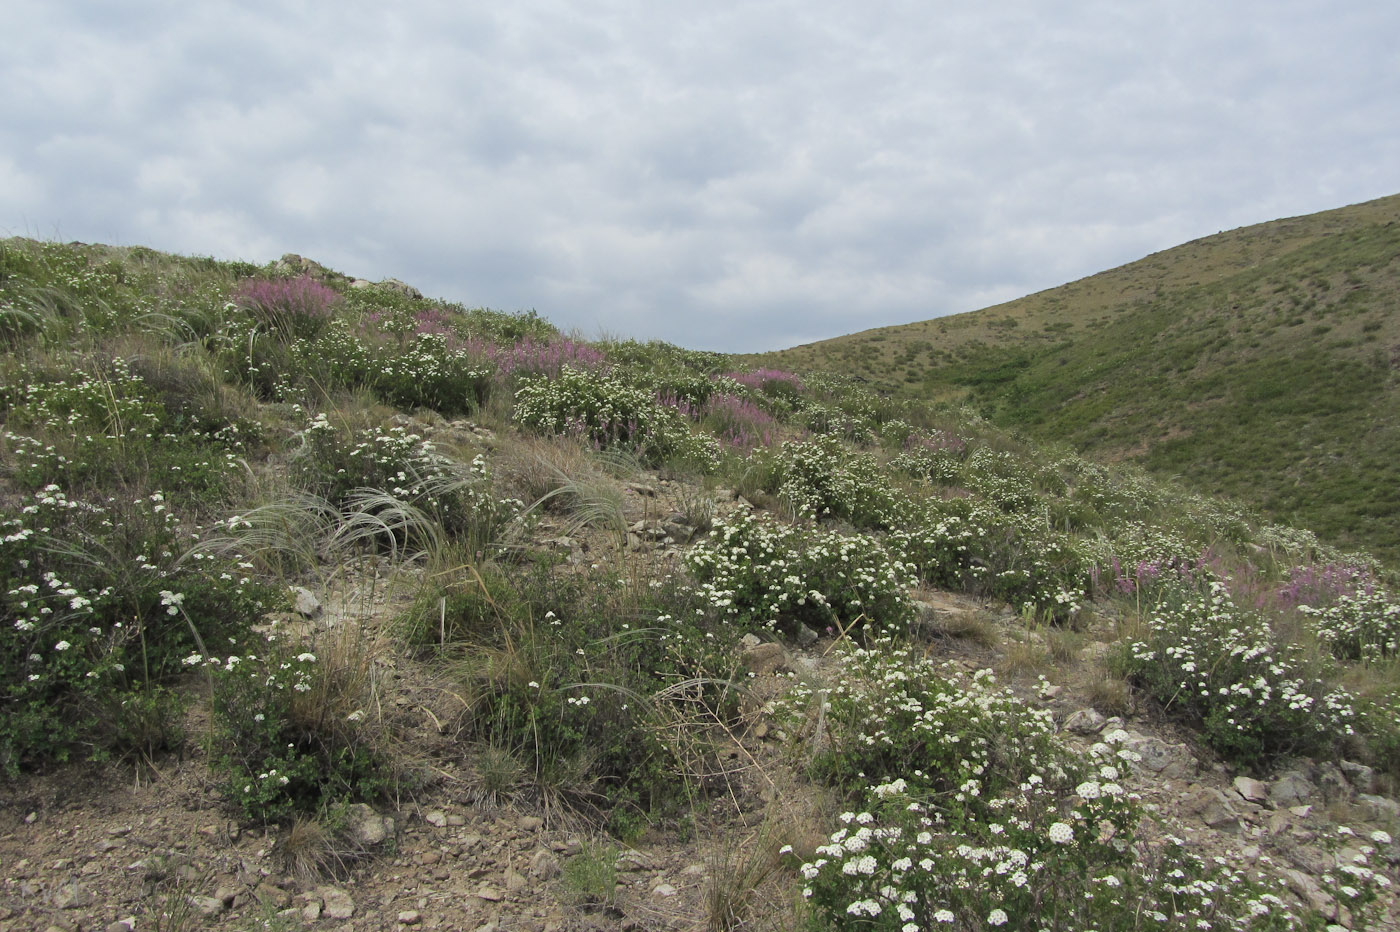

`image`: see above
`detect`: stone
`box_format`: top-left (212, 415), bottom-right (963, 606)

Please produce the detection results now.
top-left (1340, 760), bottom-right (1377, 794)
top-left (1356, 794), bottom-right (1400, 821)
top-left (1315, 762), bottom-right (1354, 802)
top-left (398, 911), bottom-right (422, 925)
top-left (1269, 771), bottom-right (1316, 808)
top-left (795, 624), bottom-right (819, 648)
top-left (188, 895), bottom-right (226, 917)
top-left (1124, 734), bottom-right (1195, 779)
top-left (518, 815), bottom-right (544, 832)
top-left (302, 901), bottom-right (322, 921)
top-left (1064, 709), bottom-right (1107, 736)
top-left (531, 849), bottom-right (561, 879)
top-left (1233, 776), bottom-right (1270, 805)
top-left (253, 882), bottom-right (291, 908)
top-left (320, 886), bottom-right (355, 920)
top-left (652, 883), bottom-right (677, 897)
top-left (291, 586), bottom-right (322, 619)
top-left (53, 884), bottom-right (93, 910)
top-left (740, 641), bottom-right (788, 676)
top-left (379, 278), bottom-right (423, 300)
top-left (1282, 869), bottom-right (1335, 917)
top-left (425, 810), bottom-right (448, 828)
top-left (345, 803), bottom-right (395, 847)
top-left (107, 921), bottom-right (137, 932)
top-left (505, 867), bottom-right (528, 891)
top-left (476, 884), bottom-right (503, 902)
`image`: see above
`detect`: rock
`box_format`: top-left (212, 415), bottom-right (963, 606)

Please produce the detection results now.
top-left (107, 920), bottom-right (137, 932)
top-left (53, 884), bottom-right (93, 909)
top-left (1064, 709), bottom-right (1107, 736)
top-left (795, 624), bottom-right (819, 648)
top-left (319, 886), bottom-right (355, 920)
top-left (1282, 869), bottom-right (1335, 917)
top-left (350, 279), bottom-right (373, 289)
top-left (1356, 794), bottom-right (1400, 821)
top-left (476, 884), bottom-right (503, 902)
top-left (1124, 734), bottom-right (1196, 779)
top-left (1315, 762), bottom-right (1354, 802)
top-left (530, 849), bottom-right (561, 880)
top-left (740, 641), bottom-right (788, 676)
top-left (627, 483), bottom-right (657, 497)
top-left (302, 900), bottom-right (323, 921)
top-left (188, 895), bottom-right (226, 917)
top-left (425, 810), bottom-right (448, 828)
top-left (291, 586), bottom-right (321, 619)
top-left (1269, 771), bottom-right (1316, 808)
top-left (660, 521), bottom-right (692, 543)
top-left (505, 867), bottom-right (528, 891)
top-left (214, 884), bottom-right (239, 905)
top-left (254, 882), bottom-right (291, 908)
top-left (398, 911), bottom-right (422, 925)
top-left (379, 279), bottom-right (423, 300)
top-left (652, 883), bottom-right (678, 897)
top-left (1340, 760), bottom-right (1377, 794)
top-left (1233, 776), bottom-right (1270, 805)
top-left (518, 815), bottom-right (544, 832)
top-left (345, 803), bottom-right (395, 847)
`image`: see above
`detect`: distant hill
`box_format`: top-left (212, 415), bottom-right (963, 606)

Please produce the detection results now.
top-left (752, 193), bottom-right (1400, 561)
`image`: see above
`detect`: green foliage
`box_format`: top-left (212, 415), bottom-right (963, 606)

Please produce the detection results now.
top-left (204, 639), bottom-right (390, 822)
top-left (513, 365), bottom-right (720, 470)
top-left (1301, 587), bottom-right (1400, 662)
top-left (369, 333), bottom-right (493, 416)
top-left (686, 510), bottom-right (915, 637)
top-left (0, 485), bottom-right (273, 772)
top-left (1121, 579), bottom-right (1357, 768)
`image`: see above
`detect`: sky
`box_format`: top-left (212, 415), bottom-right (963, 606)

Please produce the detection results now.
top-left (5, 1), bottom-right (1398, 353)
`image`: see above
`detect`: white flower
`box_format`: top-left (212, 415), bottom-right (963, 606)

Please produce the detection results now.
top-left (1371, 830), bottom-right (1392, 844)
top-left (933, 909), bottom-right (955, 923)
top-left (987, 908), bottom-right (1008, 926)
top-left (296, 652), bottom-right (316, 663)
top-left (54, 640), bottom-right (71, 651)
top-left (1048, 822), bottom-right (1074, 844)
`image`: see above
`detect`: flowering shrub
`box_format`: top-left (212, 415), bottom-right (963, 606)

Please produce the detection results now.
top-left (371, 332), bottom-right (494, 416)
top-left (202, 640), bottom-right (389, 822)
top-left (686, 511), bottom-right (915, 637)
top-left (1123, 580), bottom-right (1357, 767)
top-left (291, 414), bottom-right (518, 553)
top-left (774, 436), bottom-right (903, 528)
top-left (0, 486), bottom-right (272, 771)
top-left (698, 392), bottom-right (778, 452)
top-left (1301, 587), bottom-right (1400, 662)
top-left (1, 360), bottom-right (248, 503)
top-left (513, 366), bottom-right (720, 470)
top-left (233, 275), bottom-right (340, 341)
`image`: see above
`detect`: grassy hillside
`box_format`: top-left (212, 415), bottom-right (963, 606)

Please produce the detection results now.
top-left (5, 236), bottom-right (1400, 930)
top-left (753, 194), bottom-right (1400, 562)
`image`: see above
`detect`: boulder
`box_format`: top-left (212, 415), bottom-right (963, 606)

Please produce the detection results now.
top-left (1233, 776), bottom-right (1270, 806)
top-left (344, 803), bottom-right (395, 847)
top-left (291, 586), bottom-right (321, 619)
top-left (1268, 770), bottom-right (1317, 808)
top-left (1064, 709), bottom-right (1107, 736)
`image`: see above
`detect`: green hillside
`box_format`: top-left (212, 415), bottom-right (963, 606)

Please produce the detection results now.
top-left (755, 194), bottom-right (1400, 561)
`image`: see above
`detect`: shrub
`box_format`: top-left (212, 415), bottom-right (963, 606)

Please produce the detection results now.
top-left (1300, 587), bottom-right (1400, 662)
top-left (513, 366), bottom-right (720, 470)
top-left (1122, 579), bottom-right (1356, 768)
top-left (202, 636), bottom-right (390, 822)
top-left (0, 486), bottom-right (273, 772)
top-left (371, 332), bottom-right (494, 416)
top-left (686, 510), bottom-right (915, 638)
top-left (233, 275), bottom-right (340, 341)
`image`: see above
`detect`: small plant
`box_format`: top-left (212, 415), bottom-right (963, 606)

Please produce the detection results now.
top-left (562, 839), bottom-right (619, 908)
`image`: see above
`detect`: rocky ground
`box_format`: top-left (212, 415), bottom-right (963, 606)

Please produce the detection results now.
top-left (3, 460), bottom-right (1399, 931)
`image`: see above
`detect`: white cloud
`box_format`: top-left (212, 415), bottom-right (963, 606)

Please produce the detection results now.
top-left (4, 0), bottom-right (1398, 350)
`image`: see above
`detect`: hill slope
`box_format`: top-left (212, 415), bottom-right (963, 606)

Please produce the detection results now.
top-left (753, 194), bottom-right (1400, 561)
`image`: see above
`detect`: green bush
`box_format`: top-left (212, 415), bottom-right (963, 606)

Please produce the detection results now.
top-left (686, 510), bottom-right (915, 638)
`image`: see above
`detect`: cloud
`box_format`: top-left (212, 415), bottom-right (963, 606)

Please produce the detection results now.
top-left (4, 0), bottom-right (1398, 351)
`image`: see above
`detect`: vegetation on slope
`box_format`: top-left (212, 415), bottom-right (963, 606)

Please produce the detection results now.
top-left (3, 236), bottom-right (1400, 930)
top-left (753, 193), bottom-right (1400, 562)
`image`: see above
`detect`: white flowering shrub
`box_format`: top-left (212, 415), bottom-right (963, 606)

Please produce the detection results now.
top-left (1123, 580), bottom-right (1357, 767)
top-left (790, 648), bottom-right (1366, 930)
top-left (201, 640), bottom-right (389, 822)
top-left (370, 331), bottom-right (495, 416)
top-left (774, 436), bottom-right (904, 528)
top-left (0, 486), bottom-right (273, 772)
top-left (291, 414), bottom-right (519, 553)
top-left (1300, 587), bottom-right (1400, 662)
top-left (513, 365), bottom-right (721, 469)
top-left (686, 511), bottom-right (916, 637)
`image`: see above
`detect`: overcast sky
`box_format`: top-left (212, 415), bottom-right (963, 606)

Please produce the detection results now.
top-left (5, 1), bottom-right (1398, 352)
